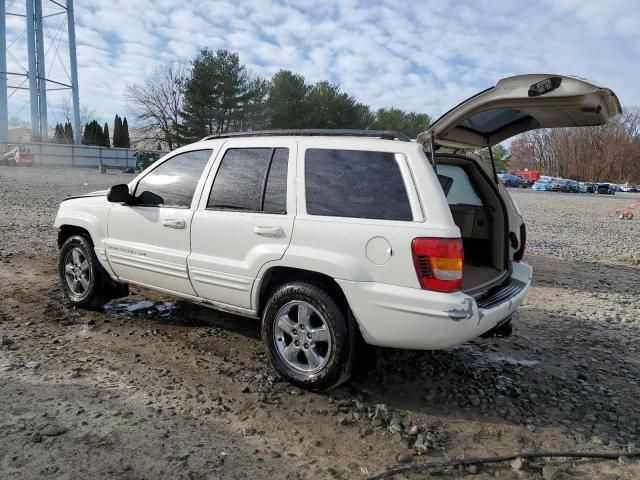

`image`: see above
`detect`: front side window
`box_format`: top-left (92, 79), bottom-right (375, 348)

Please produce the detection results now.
top-left (134, 149), bottom-right (212, 207)
top-left (305, 148), bottom-right (413, 221)
top-left (207, 148), bottom-right (289, 213)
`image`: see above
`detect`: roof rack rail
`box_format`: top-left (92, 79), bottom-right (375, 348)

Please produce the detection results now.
top-left (201, 129), bottom-right (411, 142)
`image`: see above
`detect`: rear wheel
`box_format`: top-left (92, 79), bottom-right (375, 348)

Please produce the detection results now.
top-left (262, 281), bottom-right (352, 390)
top-left (59, 235), bottom-right (115, 309)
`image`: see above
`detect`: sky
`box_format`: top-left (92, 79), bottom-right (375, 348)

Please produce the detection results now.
top-left (4, 0), bottom-right (640, 127)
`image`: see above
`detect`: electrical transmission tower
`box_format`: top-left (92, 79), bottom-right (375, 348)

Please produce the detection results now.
top-left (0, 0), bottom-right (81, 146)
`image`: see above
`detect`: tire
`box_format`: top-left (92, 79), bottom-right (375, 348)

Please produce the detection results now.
top-left (58, 234), bottom-right (113, 309)
top-left (261, 281), bottom-right (353, 390)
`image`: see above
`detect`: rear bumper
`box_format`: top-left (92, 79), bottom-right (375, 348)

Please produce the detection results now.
top-left (337, 261), bottom-right (533, 350)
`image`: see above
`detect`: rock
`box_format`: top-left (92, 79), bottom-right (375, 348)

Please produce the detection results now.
top-left (388, 414), bottom-right (403, 434)
top-left (413, 434), bottom-right (430, 453)
top-left (396, 453), bottom-right (413, 463)
top-left (408, 425), bottom-right (419, 436)
top-left (360, 426), bottom-right (373, 437)
top-left (467, 464), bottom-right (478, 474)
top-left (542, 465), bottom-right (562, 480)
top-left (41, 425), bottom-right (68, 437)
top-left (241, 427), bottom-right (256, 436)
top-left (338, 415), bottom-right (350, 426)
top-left (510, 457), bottom-right (524, 471)
top-left (618, 456), bottom-right (630, 465)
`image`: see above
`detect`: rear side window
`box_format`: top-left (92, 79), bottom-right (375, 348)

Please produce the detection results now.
top-left (305, 149), bottom-right (412, 221)
top-left (134, 149), bottom-right (212, 207)
top-left (207, 148), bottom-right (289, 213)
top-left (437, 164), bottom-right (483, 206)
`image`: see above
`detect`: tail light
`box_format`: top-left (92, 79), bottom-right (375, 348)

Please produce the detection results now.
top-left (514, 223), bottom-right (526, 261)
top-left (411, 238), bottom-right (463, 292)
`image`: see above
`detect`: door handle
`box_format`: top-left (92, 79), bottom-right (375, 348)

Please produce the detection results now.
top-left (163, 219), bottom-right (186, 229)
top-left (253, 225), bottom-right (284, 238)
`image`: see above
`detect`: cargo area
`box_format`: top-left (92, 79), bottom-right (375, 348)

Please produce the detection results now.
top-left (437, 158), bottom-right (507, 293)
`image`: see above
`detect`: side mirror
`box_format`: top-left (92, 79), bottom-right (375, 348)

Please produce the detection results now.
top-left (107, 184), bottom-right (131, 203)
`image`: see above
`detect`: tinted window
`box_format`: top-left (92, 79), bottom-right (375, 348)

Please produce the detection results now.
top-left (208, 148), bottom-right (289, 213)
top-left (262, 148), bottom-right (288, 214)
top-left (134, 150), bottom-right (212, 207)
top-left (305, 149), bottom-right (412, 221)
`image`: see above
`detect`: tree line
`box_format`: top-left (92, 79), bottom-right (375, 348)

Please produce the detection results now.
top-left (126, 49), bottom-right (431, 149)
top-left (124, 48), bottom-right (638, 182)
top-left (509, 108), bottom-right (640, 183)
top-left (52, 114), bottom-right (131, 147)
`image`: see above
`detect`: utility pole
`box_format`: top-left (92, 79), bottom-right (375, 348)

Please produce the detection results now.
top-left (0, 0), bottom-right (7, 150)
top-left (66, 0), bottom-right (81, 144)
top-left (1, 0), bottom-right (82, 144)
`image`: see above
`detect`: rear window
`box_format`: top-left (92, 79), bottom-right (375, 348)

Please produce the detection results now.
top-left (305, 148), bottom-right (412, 221)
top-left (437, 164), bottom-right (483, 206)
top-left (207, 147), bottom-right (289, 213)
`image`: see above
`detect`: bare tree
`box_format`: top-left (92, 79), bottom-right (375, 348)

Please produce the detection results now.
top-left (126, 62), bottom-right (189, 150)
top-left (56, 96), bottom-right (96, 127)
top-left (512, 107), bottom-right (640, 183)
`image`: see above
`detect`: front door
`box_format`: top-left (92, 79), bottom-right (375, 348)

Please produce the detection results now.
top-left (106, 149), bottom-right (214, 295)
top-left (188, 138), bottom-right (297, 309)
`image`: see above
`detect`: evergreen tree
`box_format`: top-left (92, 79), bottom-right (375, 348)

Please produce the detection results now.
top-left (53, 124), bottom-right (65, 143)
top-left (82, 120), bottom-right (104, 146)
top-left (306, 81), bottom-right (371, 129)
top-left (266, 70), bottom-right (310, 129)
top-left (370, 108), bottom-right (431, 139)
top-left (122, 117), bottom-right (130, 148)
top-left (182, 49), bottom-right (254, 139)
top-left (478, 144), bottom-right (510, 172)
top-left (103, 122), bottom-right (110, 148)
top-left (64, 122), bottom-right (74, 143)
top-left (113, 114), bottom-right (122, 147)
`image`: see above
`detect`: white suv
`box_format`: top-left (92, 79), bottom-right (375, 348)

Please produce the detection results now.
top-left (54, 74), bottom-right (620, 389)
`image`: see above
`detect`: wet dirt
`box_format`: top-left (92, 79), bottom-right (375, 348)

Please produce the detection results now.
top-left (1, 253), bottom-right (639, 479)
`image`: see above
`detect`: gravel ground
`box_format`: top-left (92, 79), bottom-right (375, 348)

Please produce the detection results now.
top-left (513, 189), bottom-right (640, 265)
top-left (1, 166), bottom-right (639, 479)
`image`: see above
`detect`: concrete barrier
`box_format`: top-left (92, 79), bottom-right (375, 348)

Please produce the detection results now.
top-left (1, 141), bottom-right (169, 169)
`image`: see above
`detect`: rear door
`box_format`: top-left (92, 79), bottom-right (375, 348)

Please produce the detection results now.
top-left (188, 138), bottom-right (296, 309)
top-left (106, 148), bottom-right (213, 295)
top-left (417, 74), bottom-right (621, 150)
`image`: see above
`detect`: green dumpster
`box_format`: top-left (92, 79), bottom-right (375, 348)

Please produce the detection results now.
top-left (134, 151), bottom-right (161, 171)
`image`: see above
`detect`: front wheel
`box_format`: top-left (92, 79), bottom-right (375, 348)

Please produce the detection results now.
top-left (59, 235), bottom-right (112, 309)
top-left (262, 281), bottom-right (353, 390)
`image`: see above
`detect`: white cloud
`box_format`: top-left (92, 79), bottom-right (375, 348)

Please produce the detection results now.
top-left (4, 0), bottom-right (640, 126)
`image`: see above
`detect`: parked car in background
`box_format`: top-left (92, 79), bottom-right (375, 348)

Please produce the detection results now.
top-left (510, 170), bottom-right (540, 182)
top-left (499, 174), bottom-right (523, 188)
top-left (578, 182), bottom-right (594, 193)
top-left (596, 183), bottom-right (615, 194)
top-left (620, 183), bottom-right (637, 192)
top-left (550, 179), bottom-right (568, 192)
top-left (566, 180), bottom-right (580, 193)
top-left (532, 180), bottom-right (552, 191)
top-left (516, 176), bottom-right (533, 188)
